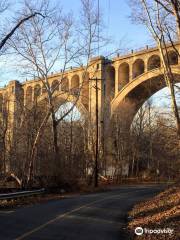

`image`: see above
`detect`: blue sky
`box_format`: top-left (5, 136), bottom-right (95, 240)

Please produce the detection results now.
top-left (62, 0), bottom-right (151, 49)
top-left (0, 0), bottom-right (152, 84)
top-left (0, 0), bottom-right (179, 109)
top-left (47, 0), bottom-right (179, 111)
top-left (0, 0), bottom-right (152, 85)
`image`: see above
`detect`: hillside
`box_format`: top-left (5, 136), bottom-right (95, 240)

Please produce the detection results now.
top-left (128, 184), bottom-right (180, 239)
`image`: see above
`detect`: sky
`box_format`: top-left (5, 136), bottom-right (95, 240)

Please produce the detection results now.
top-left (62, 0), bottom-right (151, 49)
top-left (0, 0), bottom-right (152, 85)
top-left (55, 0), bottom-right (179, 111)
top-left (0, 0), bottom-right (179, 110)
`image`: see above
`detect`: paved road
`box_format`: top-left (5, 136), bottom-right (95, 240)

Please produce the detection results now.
top-left (0, 185), bottom-right (164, 240)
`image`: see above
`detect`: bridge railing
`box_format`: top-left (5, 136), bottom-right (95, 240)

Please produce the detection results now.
top-left (0, 188), bottom-right (45, 201)
top-left (114, 41), bottom-right (180, 59)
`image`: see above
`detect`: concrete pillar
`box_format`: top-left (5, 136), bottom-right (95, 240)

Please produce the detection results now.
top-left (2, 81), bottom-right (24, 172)
top-left (115, 65), bottom-right (119, 96)
top-left (129, 63), bottom-right (133, 82)
top-left (144, 58), bottom-right (148, 73)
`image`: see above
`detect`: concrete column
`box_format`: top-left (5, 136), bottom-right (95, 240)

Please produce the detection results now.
top-left (115, 65), bottom-right (119, 96)
top-left (129, 63), bottom-right (133, 82)
top-left (3, 81), bottom-right (24, 172)
top-left (144, 58), bottom-right (148, 73)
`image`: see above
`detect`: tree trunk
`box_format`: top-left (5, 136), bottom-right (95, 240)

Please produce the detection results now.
top-left (158, 40), bottom-right (180, 138)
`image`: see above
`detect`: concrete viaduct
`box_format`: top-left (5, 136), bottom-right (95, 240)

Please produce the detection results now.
top-left (0, 43), bottom-right (180, 168)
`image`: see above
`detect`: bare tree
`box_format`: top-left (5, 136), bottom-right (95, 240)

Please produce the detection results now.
top-left (129, 0), bottom-right (180, 137)
top-left (154, 0), bottom-right (180, 38)
top-left (0, 0), bottom-right (48, 186)
top-left (8, 0), bottom-right (106, 185)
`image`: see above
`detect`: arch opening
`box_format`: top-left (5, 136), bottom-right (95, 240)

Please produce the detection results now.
top-left (42, 85), bottom-right (47, 94)
top-left (19, 88), bottom-right (24, 106)
top-left (71, 75), bottom-right (80, 96)
top-left (26, 86), bottom-right (33, 106)
top-left (118, 62), bottom-right (129, 91)
top-left (61, 77), bottom-right (69, 92)
top-left (132, 59), bottom-right (145, 79)
top-left (106, 66), bottom-right (115, 99)
top-left (34, 84), bottom-right (41, 101)
top-left (125, 84), bottom-right (180, 179)
top-left (0, 94), bottom-right (3, 112)
top-left (4, 93), bottom-right (9, 111)
top-left (165, 50), bottom-right (178, 65)
top-left (51, 80), bottom-right (59, 92)
top-left (147, 55), bottom-right (161, 71)
top-left (132, 86), bottom-right (179, 123)
top-left (111, 70), bottom-right (180, 127)
top-left (55, 102), bottom-right (82, 122)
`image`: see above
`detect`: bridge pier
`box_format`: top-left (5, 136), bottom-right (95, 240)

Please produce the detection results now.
top-left (0, 80), bottom-right (24, 173)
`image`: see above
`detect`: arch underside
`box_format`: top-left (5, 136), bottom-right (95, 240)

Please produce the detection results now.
top-left (111, 67), bottom-right (180, 124)
top-left (28, 92), bottom-right (88, 120)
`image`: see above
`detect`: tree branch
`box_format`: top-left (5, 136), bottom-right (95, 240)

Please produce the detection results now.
top-left (154, 0), bottom-right (174, 14)
top-left (0, 12), bottom-right (45, 51)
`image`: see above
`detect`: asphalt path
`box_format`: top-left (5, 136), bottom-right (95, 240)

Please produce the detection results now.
top-left (0, 185), bottom-right (164, 240)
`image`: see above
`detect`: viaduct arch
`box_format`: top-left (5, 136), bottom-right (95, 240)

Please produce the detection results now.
top-left (111, 66), bottom-right (180, 123)
top-left (0, 43), bottom-right (180, 172)
top-left (0, 45), bottom-right (179, 125)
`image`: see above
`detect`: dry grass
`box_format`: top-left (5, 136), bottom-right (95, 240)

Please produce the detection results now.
top-left (0, 194), bottom-right (67, 209)
top-left (128, 185), bottom-right (180, 239)
top-left (0, 185), bottom-right (109, 209)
